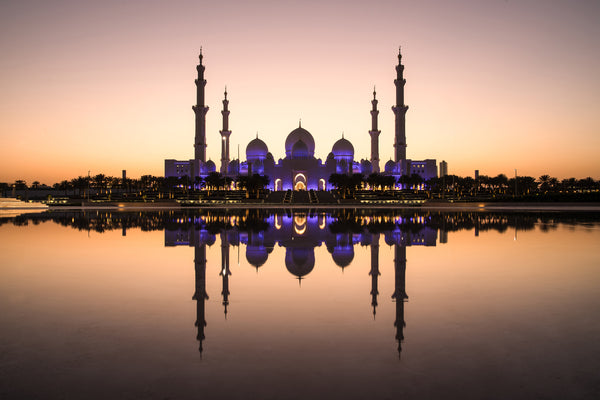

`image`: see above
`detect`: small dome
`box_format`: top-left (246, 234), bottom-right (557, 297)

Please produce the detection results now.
top-left (384, 229), bottom-right (404, 246)
top-left (227, 159), bottom-right (239, 175)
top-left (285, 125), bottom-right (315, 158)
top-left (360, 159), bottom-right (372, 175)
top-left (332, 246), bottom-right (354, 268)
top-left (385, 159), bottom-right (396, 173)
top-left (332, 137), bottom-right (354, 157)
top-left (246, 246), bottom-right (269, 268)
top-left (205, 160), bottom-right (216, 172)
top-left (246, 137), bottom-right (268, 159)
top-left (199, 230), bottom-right (216, 246)
top-left (291, 139), bottom-right (309, 159)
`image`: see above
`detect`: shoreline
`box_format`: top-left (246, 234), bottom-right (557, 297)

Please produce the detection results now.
top-left (40, 201), bottom-right (600, 212)
top-left (3, 199), bottom-right (600, 213)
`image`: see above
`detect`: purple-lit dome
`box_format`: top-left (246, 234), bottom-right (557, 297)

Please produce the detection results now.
top-left (285, 248), bottom-right (315, 278)
top-left (205, 159), bottom-right (216, 172)
top-left (332, 137), bottom-right (354, 157)
top-left (246, 246), bottom-right (269, 268)
top-left (331, 246), bottom-right (354, 268)
top-left (385, 159), bottom-right (396, 173)
top-left (285, 126), bottom-right (315, 158)
top-left (246, 137), bottom-right (268, 159)
top-left (291, 139), bottom-right (309, 159)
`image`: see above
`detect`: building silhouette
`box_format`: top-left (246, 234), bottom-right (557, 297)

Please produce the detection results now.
top-left (165, 48), bottom-right (438, 188)
top-left (439, 160), bottom-right (448, 177)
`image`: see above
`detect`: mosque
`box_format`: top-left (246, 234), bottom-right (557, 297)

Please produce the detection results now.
top-left (165, 48), bottom-right (437, 190)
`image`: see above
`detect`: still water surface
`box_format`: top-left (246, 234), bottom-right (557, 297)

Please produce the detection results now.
top-left (1, 210), bottom-right (599, 399)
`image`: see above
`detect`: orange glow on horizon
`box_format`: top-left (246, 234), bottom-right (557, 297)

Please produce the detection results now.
top-left (1, 1), bottom-right (599, 184)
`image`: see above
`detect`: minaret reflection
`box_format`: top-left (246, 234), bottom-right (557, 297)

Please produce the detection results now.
top-left (391, 244), bottom-right (408, 358)
top-left (220, 232), bottom-right (231, 317)
top-left (369, 233), bottom-right (380, 318)
top-left (165, 211), bottom-right (438, 358)
top-left (193, 243), bottom-right (208, 355)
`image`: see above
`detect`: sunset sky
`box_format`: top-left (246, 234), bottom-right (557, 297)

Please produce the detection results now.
top-left (1, 0), bottom-right (599, 184)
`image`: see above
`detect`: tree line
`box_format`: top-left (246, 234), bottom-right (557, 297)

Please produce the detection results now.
top-left (0, 172), bottom-right (270, 200)
top-left (2, 172), bottom-right (599, 200)
top-left (327, 173), bottom-right (600, 200)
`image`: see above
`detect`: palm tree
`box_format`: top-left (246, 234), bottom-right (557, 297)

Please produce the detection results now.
top-left (236, 174), bottom-right (270, 199)
top-left (578, 177), bottom-right (597, 191)
top-left (349, 173), bottom-right (364, 194)
top-left (366, 173), bottom-right (380, 190)
top-left (194, 176), bottom-right (204, 191)
top-left (205, 172), bottom-right (225, 195)
top-left (538, 175), bottom-right (551, 193)
top-left (328, 174), bottom-right (351, 199)
top-left (398, 174), bottom-right (411, 190)
top-left (72, 176), bottom-right (89, 197)
top-left (382, 175), bottom-right (396, 190)
top-left (409, 173), bottom-right (423, 192)
top-left (93, 174), bottom-right (106, 195)
top-left (548, 177), bottom-right (559, 192)
top-left (561, 178), bottom-right (577, 193)
top-left (57, 180), bottom-right (71, 196)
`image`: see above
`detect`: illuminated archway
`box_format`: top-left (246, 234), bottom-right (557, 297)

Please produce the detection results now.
top-left (275, 178), bottom-right (282, 191)
top-left (319, 178), bottom-right (326, 191)
top-left (294, 214), bottom-right (307, 235)
top-left (294, 173), bottom-right (307, 191)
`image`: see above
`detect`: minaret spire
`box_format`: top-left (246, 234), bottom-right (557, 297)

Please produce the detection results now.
top-left (220, 86), bottom-right (231, 174)
top-left (392, 47), bottom-right (409, 162)
top-left (369, 86), bottom-right (381, 173)
top-left (193, 49), bottom-right (209, 163)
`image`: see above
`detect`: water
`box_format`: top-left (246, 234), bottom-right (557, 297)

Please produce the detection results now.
top-left (1, 210), bottom-right (599, 399)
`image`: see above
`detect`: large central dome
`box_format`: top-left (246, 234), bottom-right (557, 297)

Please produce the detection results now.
top-left (285, 123), bottom-right (315, 158)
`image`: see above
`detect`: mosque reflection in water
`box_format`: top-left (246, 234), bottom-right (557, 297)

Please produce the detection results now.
top-left (2, 208), bottom-right (561, 359)
top-left (165, 212), bottom-right (437, 357)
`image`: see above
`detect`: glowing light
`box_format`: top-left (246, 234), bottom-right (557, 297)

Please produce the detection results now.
top-left (294, 214), bottom-right (307, 235)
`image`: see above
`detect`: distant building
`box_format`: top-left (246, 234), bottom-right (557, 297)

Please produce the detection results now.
top-left (165, 48), bottom-right (438, 189)
top-left (439, 160), bottom-right (448, 177)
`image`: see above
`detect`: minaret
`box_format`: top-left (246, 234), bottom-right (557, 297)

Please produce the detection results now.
top-left (193, 244), bottom-right (209, 355)
top-left (219, 232), bottom-right (231, 317)
top-left (192, 48), bottom-right (209, 162)
top-left (391, 244), bottom-right (408, 358)
top-left (369, 233), bottom-right (380, 317)
top-left (220, 88), bottom-right (231, 174)
top-left (392, 47), bottom-right (409, 162)
top-left (369, 87), bottom-right (381, 173)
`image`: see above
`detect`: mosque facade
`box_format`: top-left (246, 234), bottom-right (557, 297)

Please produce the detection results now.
top-left (165, 49), bottom-right (437, 190)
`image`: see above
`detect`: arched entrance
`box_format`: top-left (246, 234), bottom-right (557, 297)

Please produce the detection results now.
top-left (275, 178), bottom-right (282, 191)
top-left (319, 178), bottom-right (326, 191)
top-left (294, 173), bottom-right (307, 191)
